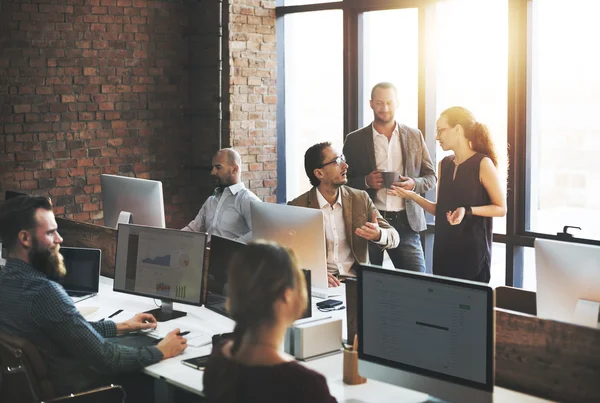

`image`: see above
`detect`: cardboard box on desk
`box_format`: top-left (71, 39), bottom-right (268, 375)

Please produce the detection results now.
top-left (284, 317), bottom-right (342, 360)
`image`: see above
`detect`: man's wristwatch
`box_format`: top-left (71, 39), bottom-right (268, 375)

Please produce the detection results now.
top-left (464, 206), bottom-right (473, 216)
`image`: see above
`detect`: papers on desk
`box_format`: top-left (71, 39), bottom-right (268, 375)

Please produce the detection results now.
top-left (84, 307), bottom-right (137, 323)
top-left (144, 321), bottom-right (213, 348)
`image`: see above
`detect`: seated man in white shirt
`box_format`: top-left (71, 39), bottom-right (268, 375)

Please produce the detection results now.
top-left (288, 142), bottom-right (400, 287)
top-left (183, 148), bottom-right (261, 242)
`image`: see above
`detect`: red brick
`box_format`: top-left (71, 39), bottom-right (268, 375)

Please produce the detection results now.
top-left (99, 102), bottom-right (114, 111)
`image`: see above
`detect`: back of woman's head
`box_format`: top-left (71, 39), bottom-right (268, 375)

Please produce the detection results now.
top-left (441, 106), bottom-right (498, 167)
top-left (227, 241), bottom-right (307, 351)
top-left (209, 241), bottom-right (307, 403)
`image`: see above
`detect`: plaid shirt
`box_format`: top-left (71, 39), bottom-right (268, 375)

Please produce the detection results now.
top-left (0, 259), bottom-right (163, 394)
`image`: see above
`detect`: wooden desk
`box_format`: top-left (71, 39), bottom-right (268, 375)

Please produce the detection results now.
top-left (78, 278), bottom-right (554, 402)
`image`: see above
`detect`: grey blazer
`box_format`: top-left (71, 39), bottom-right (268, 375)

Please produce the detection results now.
top-left (343, 123), bottom-right (437, 232)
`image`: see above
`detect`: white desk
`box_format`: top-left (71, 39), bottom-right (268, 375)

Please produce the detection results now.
top-left (79, 277), bottom-right (555, 403)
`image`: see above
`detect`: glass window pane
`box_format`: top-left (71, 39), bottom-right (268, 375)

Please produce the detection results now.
top-left (528, 0), bottom-right (600, 240)
top-left (522, 246), bottom-right (536, 291)
top-left (490, 243), bottom-right (506, 289)
top-left (361, 9), bottom-right (419, 128)
top-left (435, 0), bottom-right (508, 234)
top-left (284, 11), bottom-right (343, 200)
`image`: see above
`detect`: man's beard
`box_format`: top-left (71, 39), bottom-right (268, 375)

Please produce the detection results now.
top-left (29, 239), bottom-right (66, 278)
top-left (374, 112), bottom-right (395, 125)
top-left (213, 174), bottom-right (232, 189)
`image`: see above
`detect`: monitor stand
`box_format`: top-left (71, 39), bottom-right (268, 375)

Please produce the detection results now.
top-left (145, 301), bottom-right (187, 322)
top-left (117, 211), bottom-right (133, 228)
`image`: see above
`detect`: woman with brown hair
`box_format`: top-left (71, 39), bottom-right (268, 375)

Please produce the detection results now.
top-left (388, 107), bottom-right (506, 282)
top-left (202, 241), bottom-right (337, 403)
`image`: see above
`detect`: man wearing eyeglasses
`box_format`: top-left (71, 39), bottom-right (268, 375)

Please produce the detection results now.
top-left (343, 82), bottom-right (436, 273)
top-left (288, 142), bottom-right (399, 287)
top-left (182, 148), bottom-right (261, 242)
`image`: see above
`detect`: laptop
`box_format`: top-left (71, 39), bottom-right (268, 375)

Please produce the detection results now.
top-left (58, 247), bottom-right (102, 303)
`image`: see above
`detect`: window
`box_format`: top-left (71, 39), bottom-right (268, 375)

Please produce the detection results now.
top-left (435, 0), bottom-right (508, 234)
top-left (360, 9), bottom-right (419, 129)
top-left (527, 0), bottom-right (600, 241)
top-left (283, 10), bottom-right (343, 200)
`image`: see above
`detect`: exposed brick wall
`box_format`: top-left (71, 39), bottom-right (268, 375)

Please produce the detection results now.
top-left (229, 0), bottom-right (277, 202)
top-left (0, 0), bottom-right (195, 228)
top-left (0, 0), bottom-right (277, 227)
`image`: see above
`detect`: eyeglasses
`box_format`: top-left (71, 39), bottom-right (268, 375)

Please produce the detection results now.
top-left (320, 154), bottom-right (346, 168)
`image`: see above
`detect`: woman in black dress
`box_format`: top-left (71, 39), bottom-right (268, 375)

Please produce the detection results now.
top-left (388, 107), bottom-right (506, 282)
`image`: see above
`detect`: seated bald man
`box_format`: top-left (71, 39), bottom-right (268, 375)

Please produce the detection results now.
top-left (183, 148), bottom-right (261, 242)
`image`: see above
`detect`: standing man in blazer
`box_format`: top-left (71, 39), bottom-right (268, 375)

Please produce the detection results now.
top-left (289, 142), bottom-right (399, 287)
top-left (343, 82), bottom-right (436, 272)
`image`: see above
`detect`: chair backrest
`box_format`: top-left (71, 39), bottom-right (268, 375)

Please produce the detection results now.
top-left (0, 331), bottom-right (55, 402)
top-left (495, 286), bottom-right (537, 315)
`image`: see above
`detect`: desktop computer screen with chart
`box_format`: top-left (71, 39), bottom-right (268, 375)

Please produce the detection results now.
top-left (113, 224), bottom-right (207, 321)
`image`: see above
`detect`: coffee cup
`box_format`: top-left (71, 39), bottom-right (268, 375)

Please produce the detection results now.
top-left (382, 171), bottom-right (400, 188)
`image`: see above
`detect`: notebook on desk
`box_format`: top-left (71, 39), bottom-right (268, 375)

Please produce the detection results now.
top-left (57, 247), bottom-right (101, 303)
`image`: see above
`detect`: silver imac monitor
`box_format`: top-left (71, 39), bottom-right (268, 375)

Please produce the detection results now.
top-left (250, 202), bottom-right (329, 291)
top-left (113, 224), bottom-right (207, 322)
top-left (100, 174), bottom-right (166, 228)
top-left (535, 238), bottom-right (600, 327)
top-left (358, 265), bottom-right (495, 403)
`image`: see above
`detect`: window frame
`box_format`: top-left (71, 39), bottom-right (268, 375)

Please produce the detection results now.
top-left (276, 0), bottom-right (600, 289)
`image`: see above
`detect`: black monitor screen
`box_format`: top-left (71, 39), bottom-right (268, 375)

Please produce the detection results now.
top-left (205, 235), bottom-right (247, 317)
top-left (58, 247), bottom-right (101, 293)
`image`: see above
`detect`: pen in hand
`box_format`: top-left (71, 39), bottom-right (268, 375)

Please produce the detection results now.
top-left (178, 331), bottom-right (190, 336)
top-left (99, 309), bottom-right (123, 322)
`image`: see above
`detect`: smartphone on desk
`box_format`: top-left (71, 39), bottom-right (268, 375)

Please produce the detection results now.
top-left (316, 299), bottom-right (343, 309)
top-left (182, 354), bottom-right (211, 371)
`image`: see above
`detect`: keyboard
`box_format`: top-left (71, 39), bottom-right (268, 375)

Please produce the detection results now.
top-left (144, 322), bottom-right (213, 347)
top-left (311, 287), bottom-right (338, 299)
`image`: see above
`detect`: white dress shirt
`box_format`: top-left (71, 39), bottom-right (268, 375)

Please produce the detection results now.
top-left (182, 182), bottom-right (260, 242)
top-left (373, 123), bottom-right (404, 212)
top-left (316, 188), bottom-right (387, 277)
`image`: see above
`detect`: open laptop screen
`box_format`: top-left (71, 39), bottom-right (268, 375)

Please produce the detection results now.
top-left (58, 247), bottom-right (101, 294)
top-left (358, 265), bottom-right (494, 391)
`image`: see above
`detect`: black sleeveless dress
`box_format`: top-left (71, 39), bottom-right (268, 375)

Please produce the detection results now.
top-left (433, 153), bottom-right (493, 282)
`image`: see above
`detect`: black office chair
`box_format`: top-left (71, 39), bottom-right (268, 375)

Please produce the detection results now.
top-left (0, 331), bottom-right (126, 403)
top-left (495, 286), bottom-right (537, 316)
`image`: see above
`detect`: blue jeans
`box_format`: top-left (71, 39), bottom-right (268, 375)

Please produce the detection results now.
top-left (369, 216), bottom-right (426, 273)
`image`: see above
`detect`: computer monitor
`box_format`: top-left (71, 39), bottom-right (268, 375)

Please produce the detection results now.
top-left (206, 235), bottom-right (312, 319)
top-left (205, 235), bottom-right (247, 318)
top-left (535, 238), bottom-right (600, 327)
top-left (358, 265), bottom-right (494, 403)
top-left (251, 202), bottom-right (328, 291)
top-left (100, 174), bottom-right (166, 229)
top-left (113, 223), bottom-right (207, 322)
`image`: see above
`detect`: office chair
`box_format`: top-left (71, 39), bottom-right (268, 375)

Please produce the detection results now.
top-left (495, 286), bottom-right (537, 316)
top-left (0, 331), bottom-right (125, 403)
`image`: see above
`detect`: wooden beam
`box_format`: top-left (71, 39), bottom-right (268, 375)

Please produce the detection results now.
top-left (496, 308), bottom-right (600, 403)
top-left (56, 218), bottom-right (117, 278)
